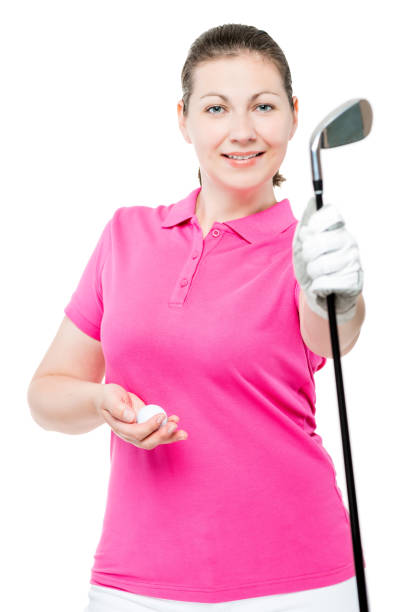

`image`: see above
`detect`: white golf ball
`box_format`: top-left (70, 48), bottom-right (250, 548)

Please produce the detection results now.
top-left (137, 404), bottom-right (168, 427)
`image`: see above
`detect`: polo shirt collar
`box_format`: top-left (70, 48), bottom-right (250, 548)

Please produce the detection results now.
top-left (161, 187), bottom-right (297, 244)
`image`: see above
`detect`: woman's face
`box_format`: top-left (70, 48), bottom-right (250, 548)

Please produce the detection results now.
top-left (178, 52), bottom-right (298, 189)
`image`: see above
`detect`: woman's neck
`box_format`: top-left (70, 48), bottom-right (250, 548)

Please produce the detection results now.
top-left (195, 181), bottom-right (278, 231)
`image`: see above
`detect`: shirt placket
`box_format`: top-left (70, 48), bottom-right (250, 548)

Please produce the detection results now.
top-left (168, 218), bottom-right (226, 308)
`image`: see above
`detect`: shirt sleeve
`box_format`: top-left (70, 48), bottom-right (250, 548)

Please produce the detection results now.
top-left (63, 216), bottom-right (112, 341)
top-left (294, 280), bottom-right (327, 373)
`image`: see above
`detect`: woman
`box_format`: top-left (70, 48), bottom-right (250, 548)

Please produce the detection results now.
top-left (28, 24), bottom-right (365, 612)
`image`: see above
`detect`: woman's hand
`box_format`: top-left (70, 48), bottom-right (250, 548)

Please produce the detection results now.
top-left (292, 196), bottom-right (364, 324)
top-left (94, 383), bottom-right (188, 449)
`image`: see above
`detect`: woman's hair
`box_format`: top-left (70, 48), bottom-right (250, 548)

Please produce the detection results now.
top-left (181, 24), bottom-right (295, 188)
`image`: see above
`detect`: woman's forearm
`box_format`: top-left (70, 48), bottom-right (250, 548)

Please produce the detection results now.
top-left (299, 290), bottom-right (366, 358)
top-left (27, 375), bottom-right (105, 435)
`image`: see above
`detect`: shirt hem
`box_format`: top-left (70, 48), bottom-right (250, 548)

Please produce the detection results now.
top-left (64, 302), bottom-right (100, 341)
top-left (90, 562), bottom-right (357, 604)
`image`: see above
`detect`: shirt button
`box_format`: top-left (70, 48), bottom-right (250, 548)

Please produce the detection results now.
top-left (180, 278), bottom-right (189, 287)
top-left (212, 229), bottom-right (221, 237)
top-left (192, 252), bottom-right (198, 259)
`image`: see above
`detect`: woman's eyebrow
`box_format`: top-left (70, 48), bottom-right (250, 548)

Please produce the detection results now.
top-left (200, 91), bottom-right (280, 101)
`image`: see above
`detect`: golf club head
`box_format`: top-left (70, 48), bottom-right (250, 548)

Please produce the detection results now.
top-left (310, 98), bottom-right (373, 183)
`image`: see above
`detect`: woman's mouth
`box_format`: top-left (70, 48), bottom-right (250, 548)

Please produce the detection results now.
top-left (221, 151), bottom-right (265, 166)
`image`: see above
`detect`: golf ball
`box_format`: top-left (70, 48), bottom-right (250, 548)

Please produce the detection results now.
top-left (137, 404), bottom-right (168, 427)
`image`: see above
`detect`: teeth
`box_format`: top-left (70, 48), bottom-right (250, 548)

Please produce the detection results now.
top-left (227, 153), bottom-right (259, 160)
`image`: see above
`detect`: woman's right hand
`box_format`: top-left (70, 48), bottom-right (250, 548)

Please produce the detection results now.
top-left (94, 383), bottom-right (188, 449)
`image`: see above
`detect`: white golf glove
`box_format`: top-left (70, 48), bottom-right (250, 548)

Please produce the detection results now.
top-left (292, 196), bottom-right (364, 324)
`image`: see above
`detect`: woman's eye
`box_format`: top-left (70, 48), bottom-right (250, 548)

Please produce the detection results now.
top-left (206, 105), bottom-right (223, 114)
top-left (205, 104), bottom-right (274, 114)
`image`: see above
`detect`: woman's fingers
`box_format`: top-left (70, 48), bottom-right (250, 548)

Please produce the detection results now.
top-left (102, 408), bottom-right (187, 448)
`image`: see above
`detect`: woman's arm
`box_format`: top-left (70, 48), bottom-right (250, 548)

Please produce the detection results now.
top-left (27, 315), bottom-right (106, 434)
top-left (28, 375), bottom-right (104, 434)
top-left (299, 289), bottom-right (366, 358)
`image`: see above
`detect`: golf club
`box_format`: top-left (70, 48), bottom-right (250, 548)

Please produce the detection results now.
top-left (310, 98), bottom-right (373, 612)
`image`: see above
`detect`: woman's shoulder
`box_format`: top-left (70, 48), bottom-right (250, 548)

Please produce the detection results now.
top-left (108, 202), bottom-right (174, 241)
top-left (112, 202), bottom-right (172, 223)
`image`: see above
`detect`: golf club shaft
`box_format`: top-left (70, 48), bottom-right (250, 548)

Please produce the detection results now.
top-left (313, 182), bottom-right (370, 612)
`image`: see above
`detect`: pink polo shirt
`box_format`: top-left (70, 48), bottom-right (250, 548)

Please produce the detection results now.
top-left (64, 186), bottom-right (359, 604)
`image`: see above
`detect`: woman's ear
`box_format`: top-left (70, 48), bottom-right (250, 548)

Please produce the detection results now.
top-left (177, 100), bottom-right (192, 144)
top-left (289, 96), bottom-right (299, 140)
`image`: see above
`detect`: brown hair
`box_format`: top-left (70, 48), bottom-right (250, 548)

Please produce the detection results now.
top-left (181, 23), bottom-right (295, 188)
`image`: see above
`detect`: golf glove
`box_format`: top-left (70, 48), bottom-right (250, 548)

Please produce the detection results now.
top-left (292, 196), bottom-right (364, 324)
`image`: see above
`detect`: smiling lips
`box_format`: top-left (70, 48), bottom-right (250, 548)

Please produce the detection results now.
top-left (223, 150), bottom-right (264, 155)
top-left (222, 151), bottom-right (265, 165)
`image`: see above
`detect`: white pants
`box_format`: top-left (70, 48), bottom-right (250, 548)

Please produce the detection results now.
top-left (83, 576), bottom-right (359, 612)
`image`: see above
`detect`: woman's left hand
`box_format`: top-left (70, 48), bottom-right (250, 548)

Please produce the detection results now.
top-left (292, 196), bottom-right (364, 324)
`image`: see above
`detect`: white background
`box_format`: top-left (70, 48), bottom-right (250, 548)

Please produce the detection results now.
top-left (1, 1), bottom-right (406, 611)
